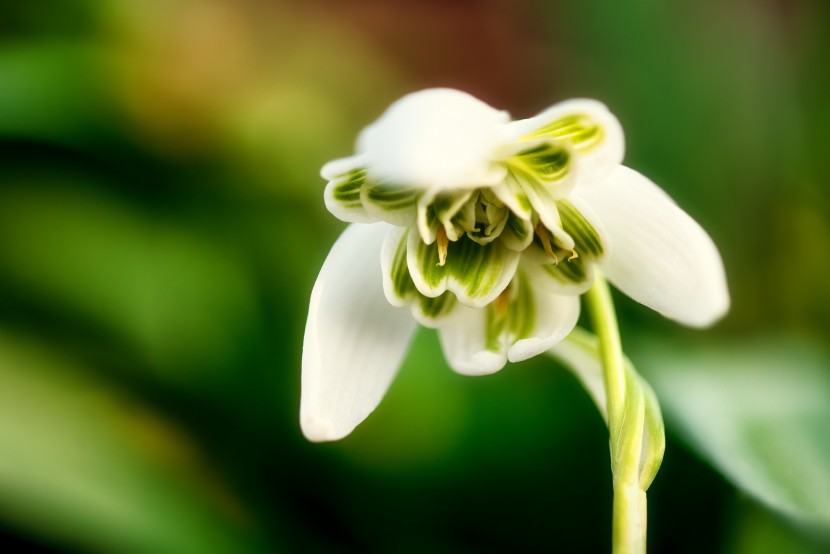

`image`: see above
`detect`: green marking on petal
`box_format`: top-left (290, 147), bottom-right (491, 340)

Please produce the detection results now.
top-left (526, 114), bottom-right (606, 153)
top-left (365, 183), bottom-right (419, 209)
top-left (508, 169), bottom-right (569, 238)
top-left (541, 256), bottom-right (590, 285)
top-left (416, 194), bottom-right (440, 244)
top-left (452, 194), bottom-right (478, 234)
top-left (510, 141), bottom-right (571, 184)
top-left (483, 272), bottom-right (537, 352)
top-left (557, 199), bottom-right (605, 258)
top-left (325, 166), bottom-right (375, 222)
top-left (330, 168), bottom-right (367, 207)
top-left (491, 180), bottom-right (532, 220)
top-left (509, 272), bottom-right (536, 340)
top-left (501, 212), bottom-right (534, 251)
top-left (383, 227), bottom-right (460, 325)
top-left (417, 292), bottom-right (458, 324)
top-left (389, 228), bottom-right (416, 301)
top-left (434, 190), bottom-right (474, 241)
top-left (485, 299), bottom-right (509, 353)
top-left (361, 182), bottom-right (420, 226)
top-left (408, 232), bottom-right (519, 307)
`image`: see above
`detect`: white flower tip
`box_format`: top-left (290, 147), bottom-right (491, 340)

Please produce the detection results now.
top-left (677, 281), bottom-right (731, 329)
top-left (447, 350), bottom-right (507, 376)
top-left (508, 337), bottom-right (561, 364)
top-left (300, 413), bottom-right (347, 443)
top-left (658, 230), bottom-right (731, 329)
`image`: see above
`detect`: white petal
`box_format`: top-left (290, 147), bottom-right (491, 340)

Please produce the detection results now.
top-left (580, 166), bottom-right (730, 327)
top-left (301, 223), bottom-right (418, 441)
top-left (508, 99), bottom-right (624, 186)
top-left (357, 88), bottom-right (510, 190)
top-left (508, 289), bottom-right (580, 363)
top-left (438, 304), bottom-right (508, 376)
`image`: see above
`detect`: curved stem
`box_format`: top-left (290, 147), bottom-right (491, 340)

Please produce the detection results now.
top-left (584, 274), bottom-right (648, 554)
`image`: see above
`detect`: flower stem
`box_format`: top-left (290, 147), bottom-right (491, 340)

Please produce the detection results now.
top-left (584, 274), bottom-right (648, 554)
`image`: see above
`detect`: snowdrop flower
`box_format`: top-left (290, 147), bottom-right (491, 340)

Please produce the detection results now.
top-left (302, 89), bottom-right (728, 442)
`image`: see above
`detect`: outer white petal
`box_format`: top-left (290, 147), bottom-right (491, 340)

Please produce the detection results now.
top-left (301, 223), bottom-right (418, 442)
top-left (508, 289), bottom-right (580, 363)
top-left (580, 166), bottom-right (730, 327)
top-left (507, 99), bottom-right (624, 186)
top-left (357, 88), bottom-right (510, 190)
top-left (438, 305), bottom-right (508, 376)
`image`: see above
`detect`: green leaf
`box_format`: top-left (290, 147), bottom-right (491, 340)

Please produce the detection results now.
top-left (638, 338), bottom-right (830, 532)
top-left (0, 332), bottom-right (270, 553)
top-left (728, 500), bottom-right (830, 554)
top-left (0, 41), bottom-right (113, 145)
top-left (0, 179), bottom-right (259, 385)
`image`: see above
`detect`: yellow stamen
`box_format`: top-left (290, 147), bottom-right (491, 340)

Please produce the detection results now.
top-left (568, 249), bottom-right (579, 261)
top-left (535, 223), bottom-right (558, 265)
top-left (437, 227), bottom-right (449, 267)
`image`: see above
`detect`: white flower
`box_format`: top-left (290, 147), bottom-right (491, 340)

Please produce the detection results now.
top-left (302, 89), bottom-right (729, 442)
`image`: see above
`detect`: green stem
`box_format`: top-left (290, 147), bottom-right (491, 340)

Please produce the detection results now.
top-left (584, 274), bottom-right (648, 554)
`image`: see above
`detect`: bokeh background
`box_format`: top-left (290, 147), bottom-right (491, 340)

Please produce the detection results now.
top-left (1, 0), bottom-right (829, 552)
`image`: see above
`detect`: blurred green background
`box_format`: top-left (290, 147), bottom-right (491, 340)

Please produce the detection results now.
top-left (1, 0), bottom-right (829, 552)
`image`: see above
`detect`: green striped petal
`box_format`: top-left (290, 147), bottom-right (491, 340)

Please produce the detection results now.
top-left (506, 139), bottom-right (576, 200)
top-left (507, 99), bottom-right (624, 186)
top-left (525, 252), bottom-right (596, 295)
top-left (508, 170), bottom-right (575, 250)
top-left (486, 271), bottom-right (536, 352)
top-left (500, 211), bottom-right (534, 252)
top-left (557, 196), bottom-right (609, 262)
top-left (381, 226), bottom-right (416, 307)
top-left (491, 178), bottom-right (533, 221)
top-left (526, 113), bottom-right (606, 153)
top-left (361, 181), bottom-right (420, 226)
top-left (407, 231), bottom-right (519, 308)
top-left (381, 226), bottom-right (459, 326)
top-left (466, 189), bottom-right (508, 245)
top-left (323, 154), bottom-right (421, 226)
top-left (437, 270), bottom-right (580, 375)
top-left (417, 190), bottom-right (474, 244)
top-left (324, 164), bottom-right (375, 223)
top-left (506, 277), bottom-right (580, 363)
top-left (415, 293), bottom-right (458, 327)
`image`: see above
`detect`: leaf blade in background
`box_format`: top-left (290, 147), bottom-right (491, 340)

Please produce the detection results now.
top-left (0, 331), bottom-right (271, 553)
top-left (637, 338), bottom-right (830, 538)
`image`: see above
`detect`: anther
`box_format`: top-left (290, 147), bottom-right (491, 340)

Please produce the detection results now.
top-left (437, 227), bottom-right (449, 267)
top-left (535, 223), bottom-right (558, 265)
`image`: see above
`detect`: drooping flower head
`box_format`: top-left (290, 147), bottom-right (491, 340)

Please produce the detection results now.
top-left (303, 89), bottom-right (728, 441)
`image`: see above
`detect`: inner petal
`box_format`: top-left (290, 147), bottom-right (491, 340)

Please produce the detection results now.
top-left (406, 231), bottom-right (519, 308)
